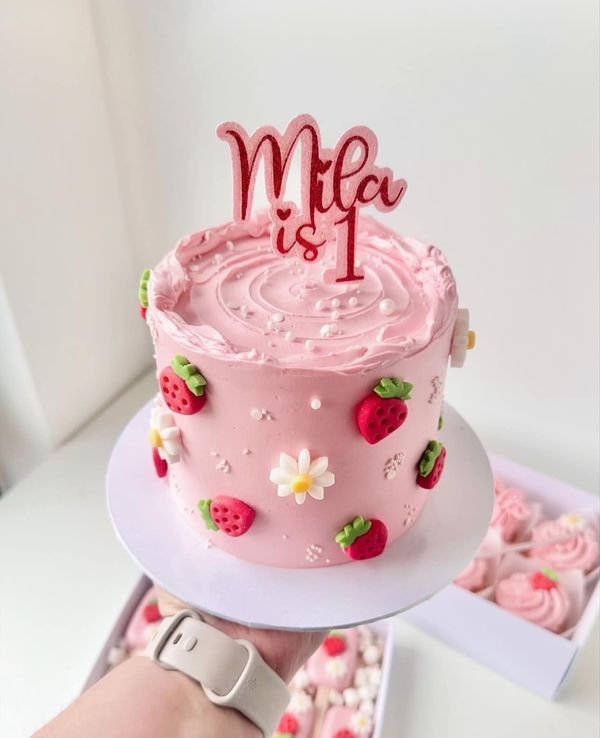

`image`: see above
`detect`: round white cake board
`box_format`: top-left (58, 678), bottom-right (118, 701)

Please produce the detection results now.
top-left (107, 402), bottom-right (493, 631)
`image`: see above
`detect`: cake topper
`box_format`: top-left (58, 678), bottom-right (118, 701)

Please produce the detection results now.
top-left (217, 114), bottom-right (407, 283)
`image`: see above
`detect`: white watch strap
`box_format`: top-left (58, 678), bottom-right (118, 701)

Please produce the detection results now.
top-left (144, 610), bottom-right (290, 737)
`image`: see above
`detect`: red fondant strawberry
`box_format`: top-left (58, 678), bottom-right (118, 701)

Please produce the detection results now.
top-left (160, 355), bottom-right (207, 415)
top-left (416, 441), bottom-right (446, 489)
top-left (143, 601), bottom-right (161, 623)
top-left (323, 632), bottom-right (347, 656)
top-left (332, 730), bottom-right (356, 738)
top-left (355, 378), bottom-right (412, 444)
top-left (152, 447), bottom-right (168, 478)
top-left (531, 568), bottom-right (558, 591)
top-left (198, 495), bottom-right (255, 537)
top-left (276, 713), bottom-right (299, 735)
top-left (138, 269), bottom-right (150, 320)
top-left (335, 516), bottom-right (388, 561)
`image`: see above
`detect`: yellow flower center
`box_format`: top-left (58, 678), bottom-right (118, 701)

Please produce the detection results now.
top-left (467, 330), bottom-right (476, 350)
top-left (290, 474), bottom-right (312, 494)
top-left (148, 428), bottom-right (163, 448)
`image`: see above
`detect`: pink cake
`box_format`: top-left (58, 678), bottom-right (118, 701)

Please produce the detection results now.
top-left (139, 118), bottom-right (474, 568)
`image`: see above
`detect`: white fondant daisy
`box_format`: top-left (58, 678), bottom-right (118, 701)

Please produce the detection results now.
top-left (288, 690), bottom-right (313, 715)
top-left (450, 308), bottom-right (476, 368)
top-left (325, 656), bottom-right (348, 680)
top-left (149, 406), bottom-right (182, 464)
top-left (559, 513), bottom-right (586, 533)
top-left (350, 710), bottom-right (374, 735)
top-left (269, 449), bottom-right (335, 505)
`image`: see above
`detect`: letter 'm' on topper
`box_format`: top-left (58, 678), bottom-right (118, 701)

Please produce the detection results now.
top-left (217, 114), bottom-right (407, 283)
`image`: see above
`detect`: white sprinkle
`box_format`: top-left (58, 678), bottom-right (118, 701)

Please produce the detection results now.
top-left (315, 299), bottom-right (326, 311)
top-left (348, 297), bottom-right (359, 307)
top-left (379, 298), bottom-right (396, 316)
top-left (331, 298), bottom-right (341, 308)
top-left (266, 319), bottom-right (275, 330)
top-left (305, 340), bottom-right (315, 351)
top-left (310, 398), bottom-right (322, 410)
top-left (213, 253), bottom-right (223, 264)
top-left (209, 450), bottom-right (219, 457)
top-left (272, 312), bottom-right (284, 323)
top-left (331, 310), bottom-right (340, 320)
top-left (225, 240), bottom-right (234, 250)
top-left (250, 408), bottom-right (263, 420)
top-left (320, 324), bottom-right (332, 337)
top-left (285, 331), bottom-right (295, 342)
top-left (206, 538), bottom-right (214, 549)
top-left (242, 448), bottom-right (251, 455)
top-left (282, 533), bottom-right (289, 540)
top-left (226, 302), bottom-right (239, 310)
top-left (325, 558), bottom-right (331, 564)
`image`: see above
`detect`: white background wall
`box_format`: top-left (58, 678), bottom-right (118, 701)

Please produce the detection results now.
top-left (1, 0), bottom-right (598, 491)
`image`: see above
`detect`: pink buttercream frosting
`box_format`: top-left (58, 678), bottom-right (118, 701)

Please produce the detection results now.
top-left (529, 515), bottom-right (599, 574)
top-left (490, 479), bottom-right (532, 542)
top-left (147, 214), bottom-right (458, 567)
top-left (495, 571), bottom-right (569, 633)
top-left (454, 557), bottom-right (490, 592)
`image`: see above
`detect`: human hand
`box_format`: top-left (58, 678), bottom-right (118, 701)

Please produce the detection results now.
top-left (155, 585), bottom-right (324, 683)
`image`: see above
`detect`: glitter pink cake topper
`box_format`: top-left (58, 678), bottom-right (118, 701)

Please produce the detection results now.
top-left (217, 114), bottom-right (407, 283)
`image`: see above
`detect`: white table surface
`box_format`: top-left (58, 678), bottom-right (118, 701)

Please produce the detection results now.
top-left (1, 372), bottom-right (598, 738)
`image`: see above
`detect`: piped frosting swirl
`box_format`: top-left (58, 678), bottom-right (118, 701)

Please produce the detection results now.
top-left (495, 571), bottom-right (569, 633)
top-left (149, 213), bottom-right (457, 374)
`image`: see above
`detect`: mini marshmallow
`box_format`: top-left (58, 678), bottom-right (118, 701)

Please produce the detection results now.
top-left (343, 687), bottom-right (361, 707)
top-left (362, 644), bottom-right (382, 665)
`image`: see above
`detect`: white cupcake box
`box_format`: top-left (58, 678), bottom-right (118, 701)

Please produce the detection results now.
top-left (402, 454), bottom-right (600, 699)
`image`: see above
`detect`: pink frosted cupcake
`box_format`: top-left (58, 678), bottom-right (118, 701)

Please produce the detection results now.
top-left (454, 558), bottom-right (490, 592)
top-left (495, 568), bottom-right (569, 633)
top-left (529, 513), bottom-right (599, 575)
top-left (490, 478), bottom-right (533, 543)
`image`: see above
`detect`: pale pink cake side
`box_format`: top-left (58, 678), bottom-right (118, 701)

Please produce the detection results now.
top-left (146, 213), bottom-right (460, 568)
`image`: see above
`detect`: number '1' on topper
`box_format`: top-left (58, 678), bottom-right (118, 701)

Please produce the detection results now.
top-left (217, 114), bottom-right (407, 283)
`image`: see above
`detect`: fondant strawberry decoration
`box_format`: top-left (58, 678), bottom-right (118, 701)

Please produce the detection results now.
top-left (531, 567), bottom-right (558, 591)
top-left (143, 601), bottom-right (161, 623)
top-left (335, 516), bottom-right (388, 560)
top-left (416, 440), bottom-right (446, 489)
top-left (160, 355), bottom-right (207, 415)
top-left (355, 377), bottom-right (412, 444)
top-left (323, 631), bottom-right (347, 656)
top-left (332, 730), bottom-right (356, 738)
top-left (138, 268), bottom-right (150, 320)
top-left (198, 495), bottom-right (255, 537)
top-left (275, 713), bottom-right (299, 736)
top-left (152, 447), bottom-right (168, 478)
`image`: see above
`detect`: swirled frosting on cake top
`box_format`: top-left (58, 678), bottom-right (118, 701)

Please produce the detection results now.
top-left (150, 213), bottom-right (457, 374)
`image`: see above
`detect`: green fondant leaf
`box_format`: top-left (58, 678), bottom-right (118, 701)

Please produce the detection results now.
top-left (373, 377), bottom-right (413, 400)
top-left (541, 567), bottom-right (558, 582)
top-left (138, 269), bottom-right (151, 307)
top-left (335, 516), bottom-right (372, 547)
top-left (438, 415), bottom-right (444, 430)
top-left (274, 734), bottom-right (295, 738)
top-left (418, 441), bottom-right (444, 477)
top-left (171, 355), bottom-right (207, 396)
top-left (197, 499), bottom-right (218, 531)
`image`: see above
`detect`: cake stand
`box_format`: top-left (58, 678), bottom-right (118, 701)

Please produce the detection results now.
top-left (107, 402), bottom-right (493, 631)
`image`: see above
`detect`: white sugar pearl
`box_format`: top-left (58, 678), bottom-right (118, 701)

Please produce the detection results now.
top-left (359, 699), bottom-right (375, 716)
top-left (225, 240), bottom-right (234, 250)
top-left (272, 312), bottom-right (284, 323)
top-left (315, 299), bottom-right (326, 310)
top-left (331, 298), bottom-right (341, 308)
top-left (363, 644), bottom-right (382, 665)
top-left (348, 296), bottom-right (359, 307)
top-left (379, 298), bottom-right (396, 316)
top-left (305, 340), bottom-right (315, 351)
top-left (320, 324), bottom-right (332, 337)
top-left (331, 310), bottom-right (340, 320)
top-left (250, 408), bottom-right (262, 420)
top-left (285, 331), bottom-right (295, 342)
top-left (310, 398), bottom-right (322, 410)
top-left (358, 684), bottom-right (378, 701)
top-left (343, 688), bottom-right (361, 707)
